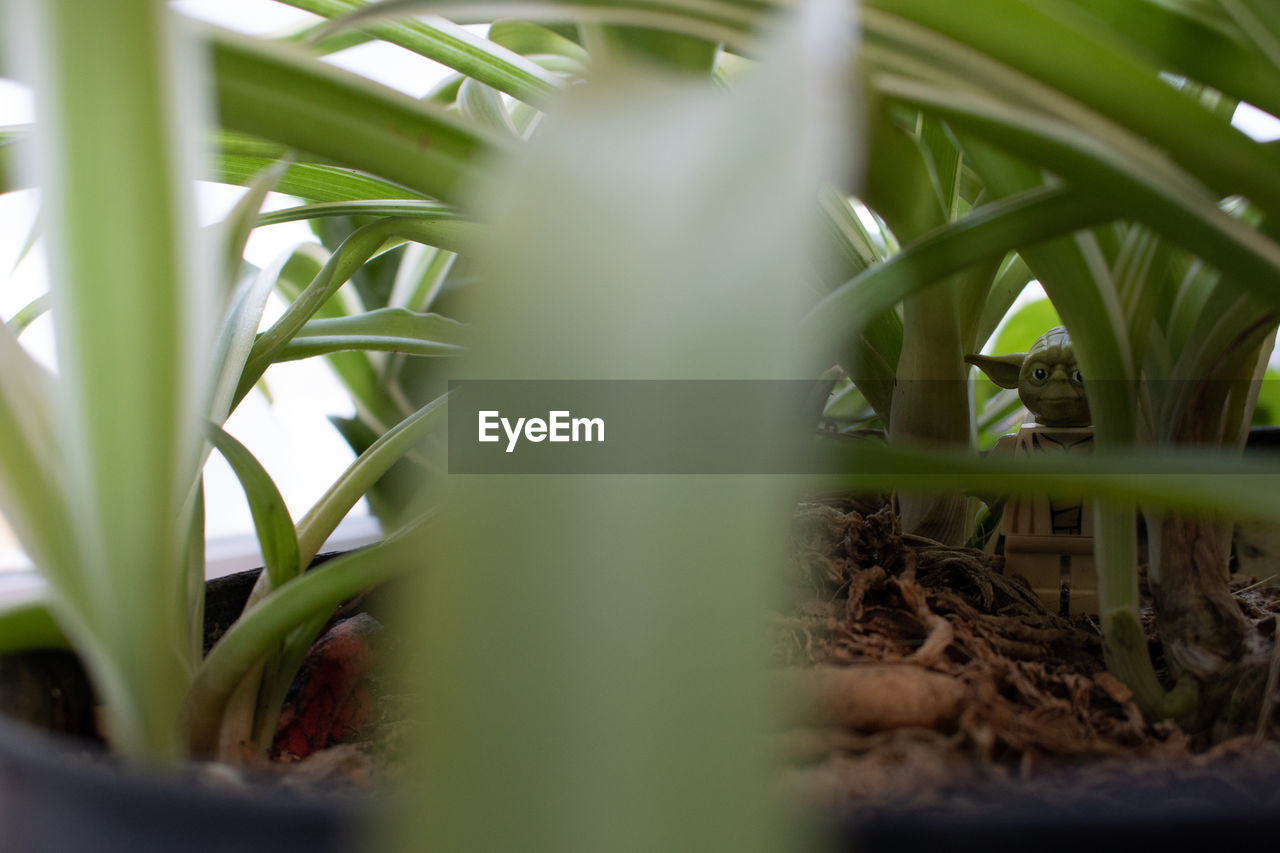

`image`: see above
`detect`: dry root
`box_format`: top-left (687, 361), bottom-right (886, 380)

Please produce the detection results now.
top-left (772, 497), bottom-right (1270, 814)
top-left (774, 665), bottom-right (968, 732)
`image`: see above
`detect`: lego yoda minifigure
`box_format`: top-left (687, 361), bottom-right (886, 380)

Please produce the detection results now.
top-left (966, 326), bottom-right (1096, 617)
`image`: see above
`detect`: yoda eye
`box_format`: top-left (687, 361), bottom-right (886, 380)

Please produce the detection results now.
top-left (1071, 369), bottom-right (1083, 382)
top-left (1032, 368), bottom-right (1048, 381)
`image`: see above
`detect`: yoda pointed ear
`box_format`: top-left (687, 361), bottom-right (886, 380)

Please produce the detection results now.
top-left (964, 353), bottom-right (1024, 389)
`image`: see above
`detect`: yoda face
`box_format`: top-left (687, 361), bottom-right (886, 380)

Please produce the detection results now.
top-left (965, 326), bottom-right (1091, 428)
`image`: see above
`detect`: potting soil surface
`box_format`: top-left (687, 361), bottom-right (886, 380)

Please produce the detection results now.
top-left (774, 495), bottom-right (1280, 819)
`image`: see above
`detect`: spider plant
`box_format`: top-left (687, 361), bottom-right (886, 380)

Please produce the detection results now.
top-left (0, 6), bottom-right (1279, 853)
top-left (0, 0), bottom-right (473, 762)
top-left (805, 0), bottom-right (1280, 719)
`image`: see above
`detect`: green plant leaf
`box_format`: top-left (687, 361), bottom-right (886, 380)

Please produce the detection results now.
top-left (186, 531), bottom-right (425, 755)
top-left (263, 243), bottom-right (406, 431)
top-left (970, 252), bottom-right (1031, 352)
top-left (278, 0), bottom-right (561, 104)
top-left (812, 440), bottom-right (1280, 523)
top-left (864, 0), bottom-right (1280, 217)
top-left (237, 217), bottom-right (475, 403)
top-left (208, 257), bottom-right (287, 424)
top-left (1063, 0), bottom-right (1280, 120)
top-left (488, 18), bottom-right (591, 62)
top-left (5, 293), bottom-right (52, 338)
top-left (295, 390), bottom-right (449, 564)
top-left (989, 296), bottom-right (1061, 357)
top-left (209, 24), bottom-right (509, 205)
top-left (312, 0), bottom-right (767, 52)
top-left (800, 185), bottom-right (1110, 364)
top-left (878, 76), bottom-right (1280, 310)
top-left (10, 211), bottom-right (42, 275)
top-left (253, 198), bottom-right (457, 227)
top-left (417, 0), bottom-right (853, 845)
top-left (1218, 0), bottom-right (1280, 79)
top-left (388, 242), bottom-right (457, 313)
top-left (0, 326), bottom-right (77, 597)
top-left (217, 158), bottom-right (291, 299)
top-left (216, 151), bottom-right (425, 204)
top-left (0, 595), bottom-right (69, 655)
top-left (276, 307), bottom-right (468, 361)
top-left (17, 0), bottom-right (216, 761)
top-left (458, 77), bottom-right (521, 136)
top-left (205, 424), bottom-right (301, 592)
top-left (0, 126), bottom-right (431, 202)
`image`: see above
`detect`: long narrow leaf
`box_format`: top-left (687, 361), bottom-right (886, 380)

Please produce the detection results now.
top-left (237, 218), bottom-right (474, 402)
top-left (218, 158), bottom-right (291, 298)
top-left (206, 424), bottom-right (301, 592)
top-left (18, 0), bottom-right (216, 762)
top-left (5, 293), bottom-right (51, 338)
top-left (269, 244), bottom-right (404, 430)
top-left (0, 127), bottom-right (432, 202)
top-left (800, 185), bottom-right (1110, 361)
top-left (209, 258), bottom-right (289, 423)
top-left (277, 308), bottom-right (468, 361)
top-left (279, 0), bottom-right (561, 104)
top-left (295, 390), bottom-right (448, 564)
top-left (254, 198), bottom-right (456, 227)
top-left (210, 24), bottom-right (509, 205)
top-left (878, 76), bottom-right (1280, 309)
top-left (489, 18), bottom-right (591, 62)
top-left (314, 0), bottom-right (770, 52)
top-left (186, 532), bottom-right (423, 754)
top-left (459, 77), bottom-right (521, 137)
top-left (1064, 0), bottom-right (1280, 121)
top-left (864, 0), bottom-right (1280, 217)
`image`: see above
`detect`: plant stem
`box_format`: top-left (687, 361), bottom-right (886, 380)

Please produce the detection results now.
top-left (187, 535), bottom-right (419, 755)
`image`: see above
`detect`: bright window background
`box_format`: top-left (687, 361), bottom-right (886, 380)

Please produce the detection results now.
top-left (0, 0), bottom-right (468, 573)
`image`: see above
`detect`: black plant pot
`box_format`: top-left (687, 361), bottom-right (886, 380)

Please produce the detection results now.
top-left (0, 562), bottom-right (374, 853)
top-left (0, 716), bottom-right (371, 853)
top-left (835, 768), bottom-right (1280, 853)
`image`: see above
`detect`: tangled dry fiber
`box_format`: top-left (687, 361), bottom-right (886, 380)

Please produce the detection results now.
top-left (773, 496), bottom-right (1280, 817)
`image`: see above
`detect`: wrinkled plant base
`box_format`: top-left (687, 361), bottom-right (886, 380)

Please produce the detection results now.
top-left (774, 496), bottom-right (1280, 818)
top-left (273, 613), bottom-right (383, 762)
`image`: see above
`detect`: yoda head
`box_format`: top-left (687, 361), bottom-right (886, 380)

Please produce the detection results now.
top-left (965, 325), bottom-right (1090, 428)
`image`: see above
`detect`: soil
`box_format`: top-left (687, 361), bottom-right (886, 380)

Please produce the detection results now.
top-left (254, 497), bottom-right (1280, 809)
top-left (773, 494), bottom-right (1280, 820)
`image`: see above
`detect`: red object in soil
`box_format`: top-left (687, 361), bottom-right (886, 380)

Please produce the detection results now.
top-left (273, 613), bottom-right (382, 760)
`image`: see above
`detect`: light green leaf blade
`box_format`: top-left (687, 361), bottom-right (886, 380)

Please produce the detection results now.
top-left (17, 0), bottom-right (217, 761)
top-left (5, 293), bottom-right (51, 338)
top-left (254, 198), bottom-right (457, 227)
top-left (277, 308), bottom-right (468, 361)
top-left (217, 157), bottom-right (291, 298)
top-left (488, 18), bottom-right (591, 63)
top-left (237, 217), bottom-right (474, 403)
top-left (864, 0), bottom-right (1280, 217)
top-left (294, 390), bottom-right (449, 565)
top-left (278, 0), bottom-right (561, 104)
top-left (209, 24), bottom-right (509, 204)
top-left (186, 531), bottom-right (424, 755)
top-left (878, 77), bottom-right (1280, 311)
top-left (800, 185), bottom-right (1109, 364)
top-left (205, 424), bottom-right (301, 591)
top-left (458, 77), bottom-right (520, 137)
